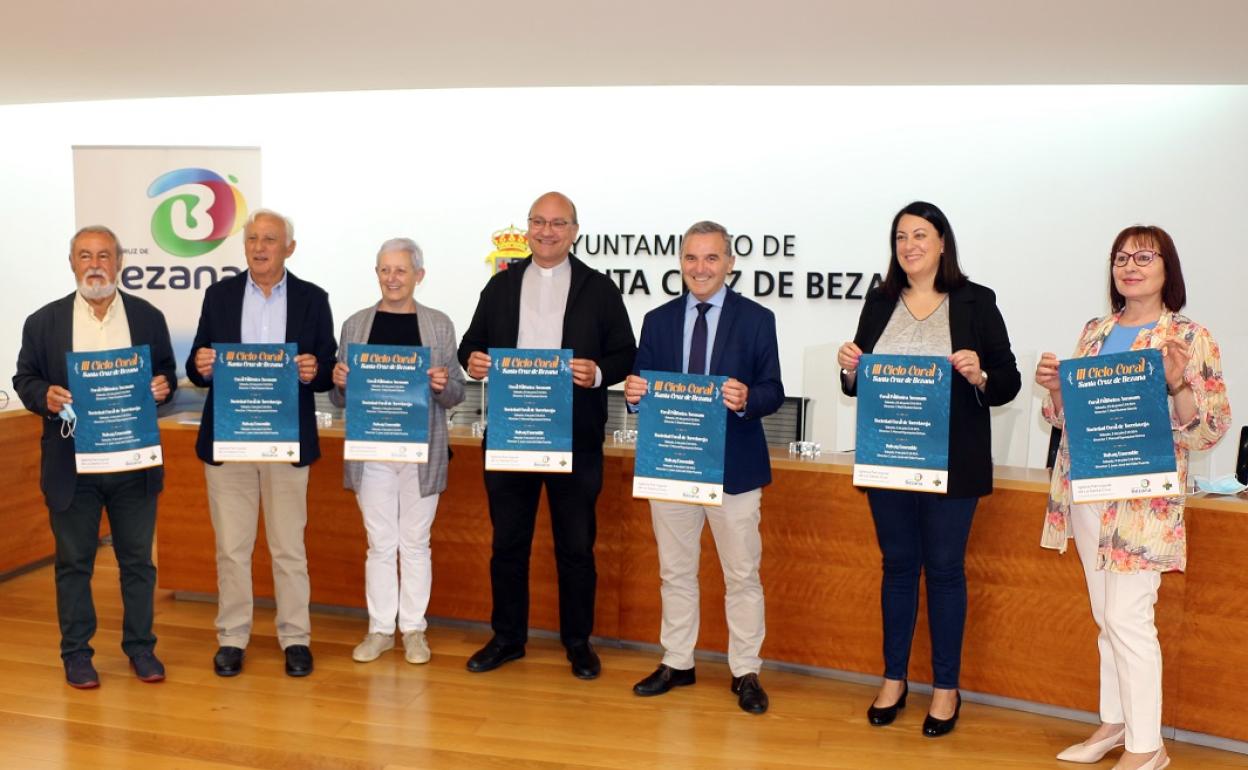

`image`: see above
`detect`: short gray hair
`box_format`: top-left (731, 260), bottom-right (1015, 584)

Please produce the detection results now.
top-left (682, 220), bottom-right (732, 258)
top-left (377, 237), bottom-right (424, 271)
top-left (69, 225), bottom-right (124, 261)
top-left (245, 208), bottom-right (295, 246)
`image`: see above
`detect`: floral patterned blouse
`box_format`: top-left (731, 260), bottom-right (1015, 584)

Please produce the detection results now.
top-left (1040, 311), bottom-right (1232, 573)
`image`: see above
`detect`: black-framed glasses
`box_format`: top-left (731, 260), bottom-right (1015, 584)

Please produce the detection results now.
top-left (528, 217), bottom-right (574, 231)
top-left (1112, 250), bottom-right (1158, 267)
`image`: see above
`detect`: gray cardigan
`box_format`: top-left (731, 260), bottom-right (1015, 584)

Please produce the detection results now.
top-left (330, 302), bottom-right (466, 496)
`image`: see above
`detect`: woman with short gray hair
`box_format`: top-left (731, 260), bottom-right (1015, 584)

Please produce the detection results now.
top-left (331, 238), bottom-right (465, 664)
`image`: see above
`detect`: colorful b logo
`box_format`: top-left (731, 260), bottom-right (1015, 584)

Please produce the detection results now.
top-left (147, 168), bottom-right (248, 257)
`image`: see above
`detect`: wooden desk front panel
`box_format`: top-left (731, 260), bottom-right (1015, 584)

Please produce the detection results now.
top-left (0, 412), bottom-right (53, 576)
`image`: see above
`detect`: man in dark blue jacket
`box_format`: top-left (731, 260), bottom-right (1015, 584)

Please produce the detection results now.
top-left (624, 220), bottom-right (783, 714)
top-left (186, 208), bottom-right (336, 679)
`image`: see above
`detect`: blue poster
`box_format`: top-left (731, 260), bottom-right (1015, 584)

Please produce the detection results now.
top-left (485, 347), bottom-right (573, 472)
top-left (212, 343), bottom-right (300, 462)
top-left (344, 344), bottom-right (431, 463)
top-left (632, 370), bottom-right (728, 505)
top-left (853, 354), bottom-right (952, 494)
top-left (1060, 348), bottom-right (1178, 502)
top-left (65, 344), bottom-right (161, 473)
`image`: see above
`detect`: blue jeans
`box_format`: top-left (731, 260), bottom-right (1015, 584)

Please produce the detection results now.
top-left (866, 489), bottom-right (977, 690)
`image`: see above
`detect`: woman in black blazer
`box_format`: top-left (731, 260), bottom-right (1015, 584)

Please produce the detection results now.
top-left (838, 201), bottom-right (1021, 736)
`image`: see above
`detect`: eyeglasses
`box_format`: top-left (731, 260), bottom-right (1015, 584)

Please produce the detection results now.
top-left (528, 217), bottom-right (574, 231)
top-left (1112, 250), bottom-right (1158, 267)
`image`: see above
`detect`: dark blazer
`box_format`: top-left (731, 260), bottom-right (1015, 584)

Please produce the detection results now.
top-left (634, 290), bottom-right (785, 494)
top-left (186, 270), bottom-right (337, 466)
top-left (458, 254), bottom-right (637, 452)
top-left (842, 281), bottom-right (1020, 498)
top-left (13, 291), bottom-right (177, 513)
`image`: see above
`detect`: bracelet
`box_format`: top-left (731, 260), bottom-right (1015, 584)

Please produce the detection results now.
top-left (1168, 380), bottom-right (1190, 396)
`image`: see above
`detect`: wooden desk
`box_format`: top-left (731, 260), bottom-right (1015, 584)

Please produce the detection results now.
top-left (12, 411), bottom-right (1244, 743)
top-left (0, 411), bottom-right (52, 577)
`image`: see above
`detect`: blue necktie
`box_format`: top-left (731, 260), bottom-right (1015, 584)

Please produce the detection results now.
top-left (688, 302), bottom-right (711, 375)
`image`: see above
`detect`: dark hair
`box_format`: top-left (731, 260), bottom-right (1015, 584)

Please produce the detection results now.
top-left (1108, 225), bottom-right (1186, 313)
top-left (881, 201), bottom-right (968, 300)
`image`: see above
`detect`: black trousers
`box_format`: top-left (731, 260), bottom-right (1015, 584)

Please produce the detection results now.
top-left (50, 469), bottom-right (158, 659)
top-left (483, 450), bottom-right (603, 646)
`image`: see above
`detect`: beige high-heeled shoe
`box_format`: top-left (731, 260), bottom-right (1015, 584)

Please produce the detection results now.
top-left (1056, 724), bottom-right (1126, 763)
top-left (1111, 748), bottom-right (1169, 770)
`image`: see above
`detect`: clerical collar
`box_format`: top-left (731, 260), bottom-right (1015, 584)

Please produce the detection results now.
top-left (532, 258), bottom-right (570, 278)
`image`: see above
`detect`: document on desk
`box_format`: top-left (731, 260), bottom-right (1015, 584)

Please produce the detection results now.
top-left (853, 354), bottom-right (951, 494)
top-left (485, 348), bottom-right (573, 472)
top-left (212, 343), bottom-right (300, 462)
top-left (1060, 348), bottom-right (1177, 502)
top-left (632, 370), bottom-right (728, 506)
top-left (343, 344), bottom-right (430, 463)
top-left (65, 344), bottom-right (162, 473)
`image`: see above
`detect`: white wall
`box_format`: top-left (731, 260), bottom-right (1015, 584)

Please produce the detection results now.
top-left (1, 86), bottom-right (1243, 473)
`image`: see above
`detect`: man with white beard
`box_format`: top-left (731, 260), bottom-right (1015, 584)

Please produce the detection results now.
top-left (13, 225), bottom-right (177, 689)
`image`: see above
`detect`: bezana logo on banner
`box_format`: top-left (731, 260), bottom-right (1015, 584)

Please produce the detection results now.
top-left (147, 168), bottom-right (248, 257)
top-left (73, 146), bottom-right (261, 377)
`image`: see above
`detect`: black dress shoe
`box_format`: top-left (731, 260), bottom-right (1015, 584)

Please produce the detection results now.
top-left (466, 638), bottom-right (525, 673)
top-left (867, 680), bottom-right (908, 726)
top-left (923, 691), bottom-right (962, 737)
top-left (284, 645), bottom-right (313, 677)
top-left (633, 664), bottom-right (696, 696)
top-left (731, 673), bottom-right (769, 714)
top-left (566, 642), bottom-right (601, 680)
top-left (213, 646), bottom-right (244, 677)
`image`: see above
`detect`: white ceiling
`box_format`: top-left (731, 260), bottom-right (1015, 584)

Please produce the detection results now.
top-left (4, 0), bottom-right (1247, 106)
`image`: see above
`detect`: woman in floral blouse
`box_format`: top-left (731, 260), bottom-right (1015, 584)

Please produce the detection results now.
top-left (1034, 225), bottom-right (1231, 770)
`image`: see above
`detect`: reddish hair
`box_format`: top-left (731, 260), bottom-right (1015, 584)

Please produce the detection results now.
top-left (1108, 225), bottom-right (1186, 313)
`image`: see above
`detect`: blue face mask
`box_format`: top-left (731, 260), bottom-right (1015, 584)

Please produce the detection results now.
top-left (1195, 474), bottom-right (1248, 495)
top-left (58, 403), bottom-right (77, 438)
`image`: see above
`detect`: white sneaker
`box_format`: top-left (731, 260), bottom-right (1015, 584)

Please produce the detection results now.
top-left (403, 630), bottom-right (431, 664)
top-left (352, 632), bottom-right (395, 662)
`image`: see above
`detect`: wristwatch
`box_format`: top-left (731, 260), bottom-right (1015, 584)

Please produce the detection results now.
top-left (977, 370), bottom-right (989, 388)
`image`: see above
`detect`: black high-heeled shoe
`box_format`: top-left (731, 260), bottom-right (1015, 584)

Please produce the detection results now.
top-left (922, 691), bottom-right (961, 737)
top-left (867, 680), bottom-right (908, 726)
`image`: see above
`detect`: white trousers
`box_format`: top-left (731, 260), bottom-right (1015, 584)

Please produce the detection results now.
top-left (650, 488), bottom-right (764, 677)
top-left (1071, 503), bottom-right (1164, 753)
top-left (356, 461), bottom-right (440, 634)
top-left (204, 461), bottom-right (311, 649)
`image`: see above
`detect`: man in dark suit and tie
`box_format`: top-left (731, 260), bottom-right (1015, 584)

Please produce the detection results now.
top-left (186, 208), bottom-right (336, 678)
top-left (458, 192), bottom-right (636, 679)
top-left (624, 220), bottom-right (783, 714)
top-left (14, 225), bottom-right (177, 688)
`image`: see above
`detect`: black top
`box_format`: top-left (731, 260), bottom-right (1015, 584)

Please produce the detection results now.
top-left (368, 311), bottom-right (422, 346)
top-left (842, 281), bottom-right (1022, 498)
top-left (458, 254), bottom-right (637, 452)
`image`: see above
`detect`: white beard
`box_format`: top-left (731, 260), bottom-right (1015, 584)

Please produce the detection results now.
top-left (78, 280), bottom-right (117, 301)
